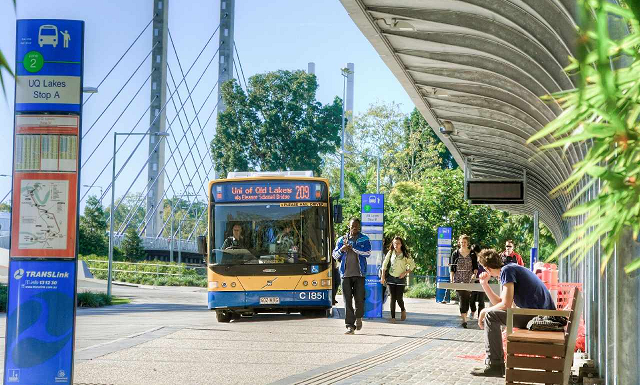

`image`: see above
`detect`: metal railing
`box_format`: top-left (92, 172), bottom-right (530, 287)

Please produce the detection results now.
top-left (111, 234), bottom-right (198, 253)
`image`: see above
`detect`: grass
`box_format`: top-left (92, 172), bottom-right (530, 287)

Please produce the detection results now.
top-left (404, 282), bottom-right (436, 299)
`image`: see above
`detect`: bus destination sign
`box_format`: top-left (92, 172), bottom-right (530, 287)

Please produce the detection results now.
top-left (213, 181), bottom-right (327, 203)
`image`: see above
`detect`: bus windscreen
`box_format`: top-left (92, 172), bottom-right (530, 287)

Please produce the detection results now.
top-left (211, 203), bottom-right (328, 265)
top-left (212, 181), bottom-right (327, 203)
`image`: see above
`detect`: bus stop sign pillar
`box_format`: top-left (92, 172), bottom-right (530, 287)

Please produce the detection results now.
top-left (361, 194), bottom-right (384, 318)
top-left (436, 227), bottom-right (452, 303)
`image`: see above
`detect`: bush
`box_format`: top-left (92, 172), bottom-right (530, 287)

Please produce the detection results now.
top-left (77, 291), bottom-right (112, 307)
top-left (405, 282), bottom-right (436, 299)
top-left (0, 284), bottom-right (7, 312)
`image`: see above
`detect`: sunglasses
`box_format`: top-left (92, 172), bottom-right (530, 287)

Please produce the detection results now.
top-left (505, 245), bottom-right (514, 248)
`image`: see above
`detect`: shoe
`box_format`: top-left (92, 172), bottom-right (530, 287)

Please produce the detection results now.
top-left (470, 364), bottom-right (505, 377)
top-left (461, 321), bottom-right (468, 329)
top-left (344, 326), bottom-right (355, 335)
top-left (401, 310), bottom-right (407, 321)
top-left (389, 318), bottom-right (396, 324)
top-left (468, 312), bottom-right (474, 320)
top-left (355, 318), bottom-right (363, 330)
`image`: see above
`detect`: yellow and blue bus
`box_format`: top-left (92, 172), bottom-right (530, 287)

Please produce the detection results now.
top-left (206, 171), bottom-right (334, 322)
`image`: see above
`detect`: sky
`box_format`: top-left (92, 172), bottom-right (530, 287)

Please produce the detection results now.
top-left (0, 0), bottom-right (415, 209)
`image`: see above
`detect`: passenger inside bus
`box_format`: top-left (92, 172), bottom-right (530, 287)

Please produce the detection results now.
top-left (276, 224), bottom-right (297, 253)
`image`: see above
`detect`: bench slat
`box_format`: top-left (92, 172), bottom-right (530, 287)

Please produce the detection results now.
top-left (507, 355), bottom-right (565, 371)
top-left (506, 368), bottom-right (563, 384)
top-left (507, 341), bottom-right (565, 357)
top-left (507, 330), bottom-right (566, 344)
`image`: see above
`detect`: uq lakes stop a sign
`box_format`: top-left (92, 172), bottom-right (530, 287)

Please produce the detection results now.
top-left (15, 19), bottom-right (83, 113)
top-left (5, 19), bottom-right (84, 385)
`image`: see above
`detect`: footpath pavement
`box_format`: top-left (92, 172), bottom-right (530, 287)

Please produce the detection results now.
top-left (0, 277), bottom-right (502, 385)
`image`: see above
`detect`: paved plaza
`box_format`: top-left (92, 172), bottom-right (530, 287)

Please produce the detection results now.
top-left (0, 278), bottom-right (502, 384)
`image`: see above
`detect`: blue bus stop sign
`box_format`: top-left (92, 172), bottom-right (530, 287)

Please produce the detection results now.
top-left (15, 19), bottom-right (84, 113)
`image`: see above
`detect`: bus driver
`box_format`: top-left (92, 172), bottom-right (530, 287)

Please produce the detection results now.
top-left (222, 224), bottom-right (247, 249)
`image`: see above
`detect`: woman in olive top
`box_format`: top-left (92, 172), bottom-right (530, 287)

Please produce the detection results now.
top-left (381, 236), bottom-right (416, 323)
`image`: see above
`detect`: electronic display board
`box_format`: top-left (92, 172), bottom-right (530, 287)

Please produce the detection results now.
top-left (212, 181), bottom-right (328, 203)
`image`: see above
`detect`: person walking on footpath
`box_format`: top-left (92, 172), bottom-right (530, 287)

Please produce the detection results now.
top-left (471, 248), bottom-right (556, 378)
top-left (380, 236), bottom-right (416, 323)
top-left (450, 234), bottom-right (478, 328)
top-left (468, 244), bottom-right (486, 319)
top-left (500, 239), bottom-right (524, 266)
top-left (332, 217), bottom-right (371, 335)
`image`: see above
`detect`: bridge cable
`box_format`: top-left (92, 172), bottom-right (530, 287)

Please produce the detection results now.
top-left (82, 42), bottom-right (158, 139)
top-left (112, 58), bottom-right (221, 233)
top-left (101, 33), bottom-right (222, 219)
top-left (169, 29), bottom-right (216, 170)
top-left (81, 94), bottom-right (159, 204)
top-left (81, 68), bottom-right (155, 168)
top-left (83, 16), bottom-right (155, 106)
top-left (136, 79), bottom-right (221, 237)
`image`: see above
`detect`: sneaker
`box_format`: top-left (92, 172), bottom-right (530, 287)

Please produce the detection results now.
top-left (401, 310), bottom-right (407, 321)
top-left (355, 318), bottom-right (363, 330)
top-left (468, 312), bottom-right (474, 320)
top-left (389, 318), bottom-right (396, 324)
top-left (344, 326), bottom-right (355, 335)
top-left (470, 364), bottom-right (505, 377)
top-left (461, 321), bottom-right (468, 329)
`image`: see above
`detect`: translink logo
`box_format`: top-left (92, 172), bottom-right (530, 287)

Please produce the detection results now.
top-left (25, 271), bottom-right (69, 278)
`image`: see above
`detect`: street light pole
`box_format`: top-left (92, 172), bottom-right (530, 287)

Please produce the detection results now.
top-left (108, 131), bottom-right (169, 297)
top-left (339, 67), bottom-right (353, 199)
top-left (376, 156), bottom-right (380, 194)
top-left (83, 184), bottom-right (104, 206)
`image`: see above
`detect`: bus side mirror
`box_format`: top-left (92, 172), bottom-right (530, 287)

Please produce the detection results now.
top-left (197, 235), bottom-right (207, 256)
top-left (333, 204), bottom-right (343, 224)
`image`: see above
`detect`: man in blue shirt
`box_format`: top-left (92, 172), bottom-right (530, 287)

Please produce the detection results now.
top-left (332, 217), bottom-right (371, 335)
top-left (471, 248), bottom-right (556, 377)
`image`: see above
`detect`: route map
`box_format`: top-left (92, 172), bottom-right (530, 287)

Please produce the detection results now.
top-left (18, 179), bottom-right (68, 250)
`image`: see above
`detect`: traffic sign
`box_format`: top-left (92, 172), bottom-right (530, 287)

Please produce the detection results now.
top-left (15, 19), bottom-right (84, 113)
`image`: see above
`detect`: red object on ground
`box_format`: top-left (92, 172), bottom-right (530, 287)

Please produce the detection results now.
top-left (575, 316), bottom-right (586, 352)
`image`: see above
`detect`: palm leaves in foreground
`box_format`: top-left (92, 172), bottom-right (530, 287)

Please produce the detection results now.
top-left (528, 0), bottom-right (640, 273)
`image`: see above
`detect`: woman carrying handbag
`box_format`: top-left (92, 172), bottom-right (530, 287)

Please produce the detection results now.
top-left (380, 236), bottom-right (416, 323)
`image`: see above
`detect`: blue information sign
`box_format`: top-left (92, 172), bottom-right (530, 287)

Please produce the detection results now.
top-left (436, 227), bottom-right (452, 303)
top-left (15, 19), bottom-right (84, 113)
top-left (361, 194), bottom-right (384, 318)
top-left (4, 260), bottom-right (76, 385)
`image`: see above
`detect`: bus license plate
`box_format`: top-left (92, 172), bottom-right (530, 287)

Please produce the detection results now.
top-left (260, 297), bottom-right (280, 305)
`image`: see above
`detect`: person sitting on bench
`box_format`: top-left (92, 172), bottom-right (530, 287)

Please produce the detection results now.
top-left (471, 248), bottom-right (556, 378)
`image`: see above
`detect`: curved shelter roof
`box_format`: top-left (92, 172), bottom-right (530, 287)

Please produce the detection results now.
top-left (341, 0), bottom-right (581, 240)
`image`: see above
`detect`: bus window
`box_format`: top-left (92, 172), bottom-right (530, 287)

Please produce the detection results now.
top-left (211, 203), bottom-right (327, 265)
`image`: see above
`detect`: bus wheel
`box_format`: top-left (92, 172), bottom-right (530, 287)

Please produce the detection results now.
top-left (216, 310), bottom-right (231, 323)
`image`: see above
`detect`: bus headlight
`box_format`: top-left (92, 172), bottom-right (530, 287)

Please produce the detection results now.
top-left (303, 281), bottom-right (309, 286)
top-left (231, 282), bottom-right (236, 288)
top-left (312, 280), bottom-right (318, 286)
top-left (222, 282), bottom-right (227, 288)
top-left (321, 279), bottom-right (331, 286)
top-left (209, 281), bottom-right (218, 289)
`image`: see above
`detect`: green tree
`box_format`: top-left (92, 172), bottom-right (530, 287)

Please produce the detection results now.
top-left (78, 196), bottom-right (108, 256)
top-left (399, 108), bottom-right (458, 173)
top-left (120, 226), bottom-right (146, 262)
top-left (0, 202), bottom-right (10, 212)
top-left (211, 70), bottom-right (342, 176)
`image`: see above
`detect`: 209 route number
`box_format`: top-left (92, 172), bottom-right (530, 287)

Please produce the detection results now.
top-left (299, 291), bottom-right (325, 300)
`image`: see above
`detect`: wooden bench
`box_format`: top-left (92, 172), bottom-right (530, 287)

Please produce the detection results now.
top-left (505, 287), bottom-right (582, 385)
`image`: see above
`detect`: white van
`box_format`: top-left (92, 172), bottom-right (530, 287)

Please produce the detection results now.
top-left (38, 24), bottom-right (59, 48)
